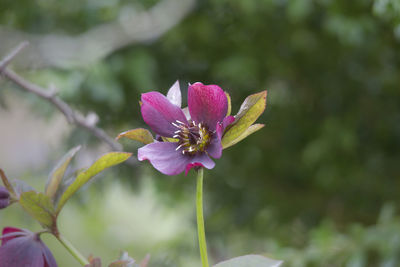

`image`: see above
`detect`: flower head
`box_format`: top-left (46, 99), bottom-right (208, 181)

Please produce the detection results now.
top-left (0, 186), bottom-right (10, 209)
top-left (138, 82), bottom-right (234, 175)
top-left (0, 227), bottom-right (57, 267)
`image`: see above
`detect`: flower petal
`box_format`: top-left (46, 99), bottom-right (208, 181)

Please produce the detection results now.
top-left (138, 142), bottom-right (190, 175)
top-left (206, 135), bottom-right (223, 159)
top-left (185, 153), bottom-right (215, 175)
top-left (0, 236), bottom-right (44, 267)
top-left (141, 92), bottom-right (188, 137)
top-left (166, 80), bottom-right (182, 107)
top-left (42, 242), bottom-right (58, 267)
top-left (1, 227), bottom-right (26, 244)
top-left (207, 116), bottom-right (235, 158)
top-left (188, 82), bottom-right (228, 130)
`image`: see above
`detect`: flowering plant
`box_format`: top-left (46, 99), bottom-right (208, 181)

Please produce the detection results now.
top-left (117, 81), bottom-right (280, 267)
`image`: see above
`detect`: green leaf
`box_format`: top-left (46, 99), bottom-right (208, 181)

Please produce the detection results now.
top-left (214, 255), bottom-right (283, 267)
top-left (19, 191), bottom-right (55, 229)
top-left (45, 145), bottom-right (81, 199)
top-left (222, 91), bottom-right (267, 149)
top-left (116, 128), bottom-right (154, 144)
top-left (56, 152), bottom-right (132, 213)
top-left (222, 123), bottom-right (265, 149)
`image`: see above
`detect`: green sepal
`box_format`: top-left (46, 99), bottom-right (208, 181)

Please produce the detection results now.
top-left (116, 128), bottom-right (154, 144)
top-left (225, 91), bottom-right (232, 116)
top-left (222, 90), bottom-right (267, 149)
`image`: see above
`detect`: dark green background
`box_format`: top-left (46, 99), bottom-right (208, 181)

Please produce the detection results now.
top-left (1, 0), bottom-right (400, 266)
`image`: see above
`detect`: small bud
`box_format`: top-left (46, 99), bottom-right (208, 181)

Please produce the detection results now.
top-left (0, 186), bottom-right (10, 209)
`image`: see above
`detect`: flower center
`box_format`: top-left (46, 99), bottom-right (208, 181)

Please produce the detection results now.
top-left (172, 120), bottom-right (212, 155)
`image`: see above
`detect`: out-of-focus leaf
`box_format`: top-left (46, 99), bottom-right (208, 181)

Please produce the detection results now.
top-left (116, 129), bottom-right (154, 144)
top-left (13, 179), bottom-right (35, 197)
top-left (166, 80), bottom-right (181, 107)
top-left (222, 124), bottom-right (265, 149)
top-left (214, 255), bottom-right (283, 267)
top-left (85, 257), bottom-right (102, 267)
top-left (0, 169), bottom-right (16, 197)
top-left (45, 145), bottom-right (81, 199)
top-left (19, 191), bottom-right (55, 229)
top-left (225, 92), bottom-right (232, 116)
top-left (56, 152), bottom-right (132, 213)
top-left (222, 91), bottom-right (267, 149)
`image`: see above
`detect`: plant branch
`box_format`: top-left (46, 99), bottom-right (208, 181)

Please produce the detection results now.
top-left (0, 41), bottom-right (29, 72)
top-left (0, 42), bottom-right (124, 152)
top-left (57, 234), bottom-right (89, 266)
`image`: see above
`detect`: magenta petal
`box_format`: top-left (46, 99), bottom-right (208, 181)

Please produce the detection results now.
top-left (188, 82), bottom-right (228, 130)
top-left (1, 227), bottom-right (26, 244)
top-left (138, 142), bottom-right (190, 175)
top-left (185, 153), bottom-right (215, 175)
top-left (141, 92), bottom-right (188, 137)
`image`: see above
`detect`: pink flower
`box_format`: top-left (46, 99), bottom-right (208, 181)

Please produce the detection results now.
top-left (0, 227), bottom-right (57, 267)
top-left (138, 82), bottom-right (234, 175)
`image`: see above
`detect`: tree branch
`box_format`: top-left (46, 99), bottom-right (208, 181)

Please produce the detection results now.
top-left (0, 0), bottom-right (196, 69)
top-left (1, 42), bottom-right (124, 153)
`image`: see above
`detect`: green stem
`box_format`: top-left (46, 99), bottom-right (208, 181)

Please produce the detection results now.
top-left (196, 168), bottom-right (209, 267)
top-left (57, 234), bottom-right (89, 266)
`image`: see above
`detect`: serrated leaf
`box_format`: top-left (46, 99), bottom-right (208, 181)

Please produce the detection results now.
top-left (225, 92), bottom-right (232, 116)
top-left (116, 129), bottom-right (154, 144)
top-left (222, 91), bottom-right (267, 149)
top-left (19, 191), bottom-right (55, 229)
top-left (166, 80), bottom-right (181, 107)
top-left (214, 255), bottom-right (283, 267)
top-left (222, 124), bottom-right (264, 149)
top-left (45, 146), bottom-right (81, 199)
top-left (56, 152), bottom-right (132, 213)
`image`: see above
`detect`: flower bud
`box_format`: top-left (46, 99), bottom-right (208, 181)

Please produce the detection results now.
top-left (0, 186), bottom-right (10, 209)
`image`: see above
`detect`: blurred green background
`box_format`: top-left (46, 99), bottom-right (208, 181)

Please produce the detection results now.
top-left (1, 0), bottom-right (400, 266)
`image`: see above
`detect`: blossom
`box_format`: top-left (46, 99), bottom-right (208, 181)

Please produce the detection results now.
top-left (0, 227), bottom-right (57, 267)
top-left (138, 82), bottom-right (234, 175)
top-left (0, 186), bottom-right (10, 209)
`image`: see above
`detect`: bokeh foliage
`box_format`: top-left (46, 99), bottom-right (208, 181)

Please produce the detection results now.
top-left (1, 0), bottom-right (400, 266)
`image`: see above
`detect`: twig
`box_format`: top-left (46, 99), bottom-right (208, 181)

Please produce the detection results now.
top-left (0, 41), bottom-right (29, 72)
top-left (0, 42), bottom-right (124, 153)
